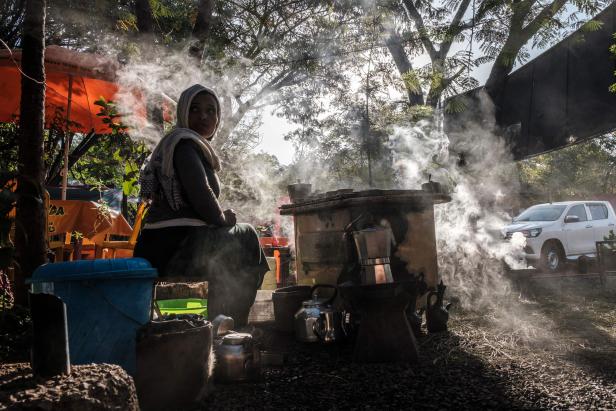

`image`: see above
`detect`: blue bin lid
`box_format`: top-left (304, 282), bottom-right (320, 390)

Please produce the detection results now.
top-left (29, 258), bottom-right (158, 283)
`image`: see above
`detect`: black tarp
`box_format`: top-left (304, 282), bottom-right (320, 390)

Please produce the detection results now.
top-left (446, 3), bottom-right (616, 160)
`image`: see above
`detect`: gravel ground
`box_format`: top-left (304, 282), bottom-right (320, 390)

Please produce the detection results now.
top-left (1, 277), bottom-right (613, 410)
top-left (0, 363), bottom-right (139, 411)
top-left (204, 278), bottom-right (616, 410)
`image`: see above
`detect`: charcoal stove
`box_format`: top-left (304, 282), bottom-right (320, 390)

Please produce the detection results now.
top-left (279, 189), bottom-right (450, 291)
top-left (338, 280), bottom-right (422, 363)
top-left (280, 188), bottom-right (450, 362)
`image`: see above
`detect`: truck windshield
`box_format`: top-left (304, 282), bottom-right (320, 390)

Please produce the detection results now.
top-left (514, 205), bottom-right (567, 222)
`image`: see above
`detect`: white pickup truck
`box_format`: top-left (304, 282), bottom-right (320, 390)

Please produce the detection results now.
top-left (502, 201), bottom-right (616, 272)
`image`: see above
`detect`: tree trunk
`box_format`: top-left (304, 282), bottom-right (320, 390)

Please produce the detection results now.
top-left (121, 192), bottom-right (128, 220)
top-left (14, 0), bottom-right (47, 306)
top-left (216, 102), bottom-right (251, 147)
top-left (484, 50), bottom-right (517, 113)
top-left (189, 0), bottom-right (214, 62)
top-left (484, 32), bottom-right (527, 116)
top-left (426, 58), bottom-right (445, 108)
top-left (135, 0), bottom-right (154, 34)
top-left (146, 93), bottom-right (164, 137)
top-left (385, 32), bottom-right (424, 106)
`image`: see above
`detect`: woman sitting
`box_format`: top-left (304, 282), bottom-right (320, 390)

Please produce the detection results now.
top-left (135, 84), bottom-right (269, 326)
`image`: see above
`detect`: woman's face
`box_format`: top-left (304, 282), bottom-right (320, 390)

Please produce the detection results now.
top-left (188, 92), bottom-right (219, 139)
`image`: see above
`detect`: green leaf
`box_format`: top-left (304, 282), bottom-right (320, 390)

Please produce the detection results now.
top-left (401, 70), bottom-right (422, 94)
top-left (581, 20), bottom-right (603, 32)
top-left (444, 98), bottom-right (467, 114)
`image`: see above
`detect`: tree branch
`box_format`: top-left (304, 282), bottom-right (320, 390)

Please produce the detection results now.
top-left (440, 0), bottom-right (473, 57)
top-left (46, 131), bottom-right (99, 185)
top-left (189, 0), bottom-right (215, 61)
top-left (521, 0), bottom-right (567, 39)
top-left (401, 0), bottom-right (437, 60)
top-left (443, 65), bottom-right (467, 88)
top-left (384, 29), bottom-right (424, 106)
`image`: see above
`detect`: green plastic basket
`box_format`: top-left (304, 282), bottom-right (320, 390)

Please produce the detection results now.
top-left (155, 298), bottom-right (208, 317)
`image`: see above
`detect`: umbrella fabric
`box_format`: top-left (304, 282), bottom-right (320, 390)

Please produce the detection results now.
top-left (0, 45), bottom-right (145, 134)
top-left (47, 200), bottom-right (132, 240)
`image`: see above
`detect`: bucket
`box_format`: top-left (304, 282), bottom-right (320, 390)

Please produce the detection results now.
top-left (272, 285), bottom-right (312, 333)
top-left (156, 298), bottom-right (207, 317)
top-left (136, 317), bottom-right (213, 411)
top-left (29, 258), bottom-right (157, 375)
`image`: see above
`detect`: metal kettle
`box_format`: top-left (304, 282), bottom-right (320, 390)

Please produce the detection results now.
top-left (313, 309), bottom-right (352, 343)
top-left (214, 332), bottom-right (261, 382)
top-left (294, 284), bottom-right (337, 343)
top-left (425, 280), bottom-right (452, 333)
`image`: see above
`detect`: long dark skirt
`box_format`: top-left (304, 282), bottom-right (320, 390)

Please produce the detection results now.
top-left (134, 223), bottom-right (269, 326)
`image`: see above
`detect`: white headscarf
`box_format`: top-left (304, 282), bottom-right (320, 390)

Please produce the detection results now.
top-left (139, 84), bottom-right (222, 209)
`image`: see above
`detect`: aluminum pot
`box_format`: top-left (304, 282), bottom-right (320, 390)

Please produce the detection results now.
top-left (287, 183), bottom-right (312, 203)
top-left (273, 285), bottom-right (312, 333)
top-left (214, 333), bottom-right (260, 383)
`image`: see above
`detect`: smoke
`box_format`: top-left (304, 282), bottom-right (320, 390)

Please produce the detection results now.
top-left (110, 39), bottom-right (525, 315)
top-left (389, 94), bottom-right (528, 310)
top-left (219, 150), bottom-right (290, 230)
top-left (113, 46), bottom-right (218, 146)
top-left (109, 44), bottom-right (296, 230)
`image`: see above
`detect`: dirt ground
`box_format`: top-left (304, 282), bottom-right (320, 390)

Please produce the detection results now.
top-left (0, 363), bottom-right (139, 411)
top-left (204, 277), bottom-right (616, 410)
top-left (1, 276), bottom-right (614, 410)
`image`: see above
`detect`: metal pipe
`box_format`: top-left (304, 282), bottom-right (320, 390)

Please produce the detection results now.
top-left (61, 74), bottom-right (73, 200)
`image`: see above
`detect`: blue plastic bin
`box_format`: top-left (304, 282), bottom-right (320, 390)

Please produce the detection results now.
top-left (29, 258), bottom-right (157, 375)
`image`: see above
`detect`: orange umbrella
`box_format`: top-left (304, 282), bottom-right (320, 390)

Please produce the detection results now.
top-left (0, 45), bottom-right (138, 133)
top-left (0, 45), bottom-right (148, 199)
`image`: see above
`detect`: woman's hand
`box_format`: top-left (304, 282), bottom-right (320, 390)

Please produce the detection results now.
top-left (223, 209), bottom-right (237, 226)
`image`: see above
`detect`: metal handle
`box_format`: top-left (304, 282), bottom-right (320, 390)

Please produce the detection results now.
top-left (427, 291), bottom-right (438, 308)
top-left (312, 317), bottom-right (324, 341)
top-left (310, 284), bottom-right (338, 304)
top-left (585, 225), bottom-right (593, 229)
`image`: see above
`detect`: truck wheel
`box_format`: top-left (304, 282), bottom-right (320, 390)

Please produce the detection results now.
top-left (540, 241), bottom-right (564, 273)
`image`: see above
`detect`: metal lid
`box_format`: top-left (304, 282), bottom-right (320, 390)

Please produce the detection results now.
top-left (222, 332), bottom-right (252, 345)
top-left (29, 258), bottom-right (157, 283)
top-left (302, 297), bottom-right (328, 308)
top-left (279, 189), bottom-right (451, 215)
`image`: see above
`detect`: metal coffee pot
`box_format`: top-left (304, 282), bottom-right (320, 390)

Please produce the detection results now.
top-left (425, 280), bottom-right (452, 334)
top-left (313, 310), bottom-right (351, 343)
top-left (214, 332), bottom-right (261, 383)
top-left (294, 284), bottom-right (337, 343)
top-left (352, 227), bottom-right (394, 285)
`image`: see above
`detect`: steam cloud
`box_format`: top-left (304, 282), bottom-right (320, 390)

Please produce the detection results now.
top-left (112, 45), bottom-right (293, 230)
top-left (389, 93), bottom-right (528, 310)
top-left (112, 42), bottom-right (529, 316)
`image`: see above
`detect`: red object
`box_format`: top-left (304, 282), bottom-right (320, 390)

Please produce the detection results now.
top-left (258, 237), bottom-right (289, 248)
top-left (0, 45), bottom-right (146, 133)
top-left (274, 250), bottom-right (282, 285)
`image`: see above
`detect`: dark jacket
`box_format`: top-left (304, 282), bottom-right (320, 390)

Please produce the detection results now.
top-left (145, 139), bottom-right (226, 226)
